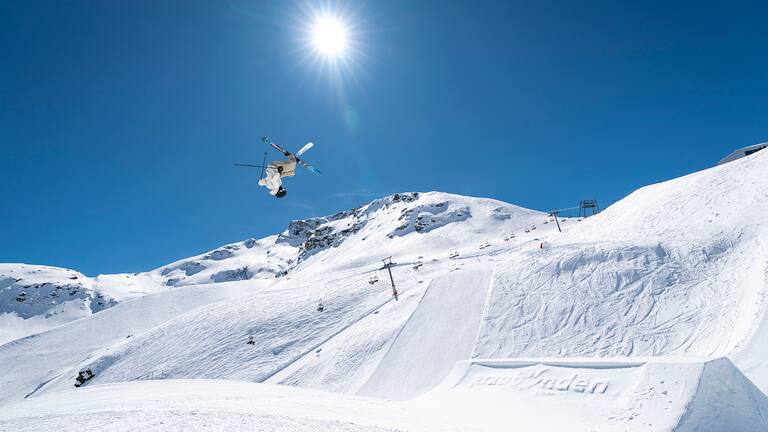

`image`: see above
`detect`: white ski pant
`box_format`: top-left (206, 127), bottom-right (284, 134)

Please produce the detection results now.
top-left (258, 166), bottom-right (283, 195)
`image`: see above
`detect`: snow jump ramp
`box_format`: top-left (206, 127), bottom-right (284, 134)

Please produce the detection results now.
top-left (415, 357), bottom-right (768, 432)
top-left (360, 265), bottom-right (493, 400)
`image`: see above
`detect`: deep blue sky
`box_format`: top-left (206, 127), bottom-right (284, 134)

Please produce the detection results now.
top-left (1, 1), bottom-right (766, 275)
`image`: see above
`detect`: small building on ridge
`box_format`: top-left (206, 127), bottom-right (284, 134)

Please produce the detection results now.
top-left (718, 142), bottom-right (767, 165)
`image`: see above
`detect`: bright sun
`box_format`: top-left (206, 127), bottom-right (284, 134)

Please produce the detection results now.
top-left (310, 15), bottom-right (348, 57)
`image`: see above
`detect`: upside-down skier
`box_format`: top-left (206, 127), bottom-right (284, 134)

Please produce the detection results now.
top-left (258, 154), bottom-right (297, 198)
top-left (235, 137), bottom-right (322, 198)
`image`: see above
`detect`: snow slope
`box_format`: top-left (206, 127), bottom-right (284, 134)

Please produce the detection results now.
top-left (0, 192), bottom-right (547, 346)
top-left (0, 279), bottom-right (271, 405)
top-left (0, 264), bottom-right (166, 344)
top-left (2, 358), bottom-right (766, 432)
top-left (0, 380), bottom-right (440, 432)
top-left (0, 192), bottom-right (562, 400)
top-left (475, 150), bottom-right (768, 367)
top-left (2, 150), bottom-right (768, 430)
top-left (359, 264), bottom-right (493, 400)
top-left (420, 357), bottom-right (768, 431)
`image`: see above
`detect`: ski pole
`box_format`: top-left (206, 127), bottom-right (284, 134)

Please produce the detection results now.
top-left (260, 152), bottom-right (267, 180)
top-left (234, 163), bottom-right (266, 169)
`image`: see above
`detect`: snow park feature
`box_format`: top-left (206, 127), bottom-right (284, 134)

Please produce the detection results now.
top-left (2, 150), bottom-right (768, 431)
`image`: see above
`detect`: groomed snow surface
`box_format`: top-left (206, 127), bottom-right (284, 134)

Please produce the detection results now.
top-left (2, 150), bottom-right (768, 431)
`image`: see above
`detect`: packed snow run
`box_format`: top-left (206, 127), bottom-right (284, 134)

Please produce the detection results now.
top-left (2, 150), bottom-right (768, 431)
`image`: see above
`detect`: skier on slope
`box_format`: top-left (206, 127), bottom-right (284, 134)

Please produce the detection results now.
top-left (258, 154), bottom-right (297, 198)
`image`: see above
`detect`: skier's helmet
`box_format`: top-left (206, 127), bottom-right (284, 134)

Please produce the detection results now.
top-left (276, 187), bottom-right (287, 198)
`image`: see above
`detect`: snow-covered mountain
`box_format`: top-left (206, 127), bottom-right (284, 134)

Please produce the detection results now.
top-left (0, 265), bottom-right (167, 345)
top-left (0, 191), bottom-right (550, 344)
top-left (147, 191), bottom-right (547, 284)
top-left (2, 150), bottom-right (768, 431)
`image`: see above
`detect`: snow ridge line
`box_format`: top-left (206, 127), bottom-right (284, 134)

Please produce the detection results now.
top-left (259, 283), bottom-right (426, 384)
top-left (729, 231), bottom-right (768, 357)
top-left (469, 261), bottom-right (497, 359)
top-left (668, 360), bottom-right (713, 432)
top-left (23, 374), bottom-right (61, 399)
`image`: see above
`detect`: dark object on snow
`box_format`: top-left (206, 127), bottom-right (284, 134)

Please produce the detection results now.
top-left (247, 335), bottom-right (255, 345)
top-left (74, 369), bottom-right (95, 387)
top-left (317, 300), bottom-right (325, 312)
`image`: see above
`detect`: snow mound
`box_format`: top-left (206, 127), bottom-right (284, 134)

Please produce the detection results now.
top-left (674, 357), bottom-right (768, 431)
top-left (2, 358), bottom-right (766, 432)
top-left (425, 357), bottom-right (768, 431)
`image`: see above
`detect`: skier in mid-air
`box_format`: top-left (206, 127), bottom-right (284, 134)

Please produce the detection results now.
top-left (235, 137), bottom-right (321, 199)
top-left (258, 153), bottom-right (296, 198)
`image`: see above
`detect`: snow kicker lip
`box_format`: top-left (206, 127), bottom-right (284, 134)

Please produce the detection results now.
top-left (421, 357), bottom-right (768, 432)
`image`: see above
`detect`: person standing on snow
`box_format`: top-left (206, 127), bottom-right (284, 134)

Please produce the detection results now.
top-left (258, 154), bottom-right (297, 198)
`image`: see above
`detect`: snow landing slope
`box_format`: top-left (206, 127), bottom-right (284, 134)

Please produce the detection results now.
top-left (475, 149), bottom-right (768, 363)
top-left (1, 359), bottom-right (766, 432)
top-left (1, 151), bottom-right (768, 431)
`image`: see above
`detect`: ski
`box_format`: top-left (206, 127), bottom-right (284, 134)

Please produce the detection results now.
top-left (262, 137), bottom-right (322, 175)
top-left (297, 142), bottom-right (313, 156)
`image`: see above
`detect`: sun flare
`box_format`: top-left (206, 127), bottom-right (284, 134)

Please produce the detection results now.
top-left (310, 15), bottom-right (348, 57)
top-left (296, 4), bottom-right (363, 83)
